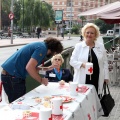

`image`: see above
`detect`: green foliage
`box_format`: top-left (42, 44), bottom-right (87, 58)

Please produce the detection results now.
top-left (2, 0), bottom-right (55, 32)
top-left (79, 16), bottom-right (86, 27)
top-left (1, 0), bottom-right (11, 27)
top-left (94, 19), bottom-right (114, 34)
top-left (71, 25), bottom-right (80, 34)
top-left (64, 30), bottom-right (69, 34)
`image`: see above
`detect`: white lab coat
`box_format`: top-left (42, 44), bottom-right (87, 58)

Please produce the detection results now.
top-left (70, 41), bottom-right (109, 94)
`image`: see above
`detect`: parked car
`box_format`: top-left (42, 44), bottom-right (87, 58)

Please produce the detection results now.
top-left (106, 30), bottom-right (114, 36)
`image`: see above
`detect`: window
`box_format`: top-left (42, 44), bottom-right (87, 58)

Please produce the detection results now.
top-left (78, 2), bottom-right (81, 6)
top-left (52, 2), bottom-right (54, 5)
top-left (67, 0), bottom-right (73, 7)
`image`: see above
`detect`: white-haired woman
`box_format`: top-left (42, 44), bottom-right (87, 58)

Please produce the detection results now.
top-left (45, 54), bottom-right (73, 83)
top-left (70, 23), bottom-right (109, 94)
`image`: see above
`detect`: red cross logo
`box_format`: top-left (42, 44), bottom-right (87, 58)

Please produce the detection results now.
top-left (60, 105), bottom-right (63, 110)
top-left (76, 87), bottom-right (78, 91)
top-left (88, 114), bottom-right (91, 120)
top-left (49, 114), bottom-right (52, 120)
top-left (88, 67), bottom-right (93, 73)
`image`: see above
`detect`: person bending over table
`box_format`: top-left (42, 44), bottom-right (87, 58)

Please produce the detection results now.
top-left (45, 54), bottom-right (73, 84)
top-left (1, 37), bottom-right (63, 103)
top-left (70, 23), bottom-right (109, 94)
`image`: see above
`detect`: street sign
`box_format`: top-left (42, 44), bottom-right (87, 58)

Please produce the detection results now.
top-left (9, 12), bottom-right (14, 20)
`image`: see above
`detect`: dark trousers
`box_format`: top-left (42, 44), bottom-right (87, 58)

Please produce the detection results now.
top-left (37, 32), bottom-right (41, 38)
top-left (1, 74), bottom-right (26, 103)
top-left (61, 33), bottom-right (64, 39)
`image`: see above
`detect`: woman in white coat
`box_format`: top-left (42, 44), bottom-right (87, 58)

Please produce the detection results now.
top-left (69, 23), bottom-right (109, 94)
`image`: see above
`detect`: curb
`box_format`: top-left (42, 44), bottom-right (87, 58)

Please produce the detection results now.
top-left (0, 43), bottom-right (28, 48)
top-left (0, 39), bottom-right (65, 48)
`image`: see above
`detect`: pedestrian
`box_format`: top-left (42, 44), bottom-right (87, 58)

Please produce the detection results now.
top-left (37, 27), bottom-right (41, 39)
top-left (60, 27), bottom-right (64, 39)
top-left (70, 23), bottom-right (109, 95)
top-left (45, 54), bottom-right (73, 83)
top-left (1, 37), bottom-right (63, 103)
top-left (80, 34), bottom-right (83, 41)
top-left (8, 27), bottom-right (11, 37)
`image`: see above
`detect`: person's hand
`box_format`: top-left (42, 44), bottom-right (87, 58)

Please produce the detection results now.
top-left (104, 79), bottom-right (109, 84)
top-left (81, 63), bottom-right (86, 68)
top-left (41, 78), bottom-right (48, 86)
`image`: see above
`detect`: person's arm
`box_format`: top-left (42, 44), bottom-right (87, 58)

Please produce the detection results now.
top-left (26, 58), bottom-right (48, 86)
top-left (69, 44), bottom-right (83, 69)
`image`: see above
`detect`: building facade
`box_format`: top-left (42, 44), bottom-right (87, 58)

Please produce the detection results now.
top-left (44, 0), bottom-right (118, 27)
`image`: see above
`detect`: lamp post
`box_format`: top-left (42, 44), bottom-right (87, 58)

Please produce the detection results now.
top-left (22, 0), bottom-right (24, 32)
top-left (40, 0), bottom-right (45, 28)
top-left (68, 0), bottom-right (72, 40)
top-left (0, 0), bottom-right (1, 30)
top-left (40, 1), bottom-right (42, 27)
top-left (10, 0), bottom-right (14, 44)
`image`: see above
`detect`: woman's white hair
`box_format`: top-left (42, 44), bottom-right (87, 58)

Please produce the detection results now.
top-left (51, 54), bottom-right (64, 64)
top-left (81, 23), bottom-right (100, 41)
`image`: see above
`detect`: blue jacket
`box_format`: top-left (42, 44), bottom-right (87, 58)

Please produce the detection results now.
top-left (45, 68), bottom-right (73, 82)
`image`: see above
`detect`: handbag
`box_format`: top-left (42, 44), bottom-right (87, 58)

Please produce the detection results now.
top-left (100, 82), bottom-right (115, 117)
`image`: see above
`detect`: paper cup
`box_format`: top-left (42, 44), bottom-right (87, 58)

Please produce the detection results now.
top-left (40, 108), bottom-right (52, 120)
top-left (69, 82), bottom-right (78, 96)
top-left (85, 62), bottom-right (93, 75)
top-left (51, 98), bottom-right (63, 115)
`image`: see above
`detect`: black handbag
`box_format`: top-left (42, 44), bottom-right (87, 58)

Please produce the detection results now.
top-left (100, 82), bottom-right (115, 117)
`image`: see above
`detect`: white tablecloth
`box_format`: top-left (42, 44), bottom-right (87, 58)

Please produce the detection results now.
top-left (0, 82), bottom-right (103, 120)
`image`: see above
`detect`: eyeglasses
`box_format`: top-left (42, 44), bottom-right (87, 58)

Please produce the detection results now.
top-left (54, 58), bottom-right (61, 61)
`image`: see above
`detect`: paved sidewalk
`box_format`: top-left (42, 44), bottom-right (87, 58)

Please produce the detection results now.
top-left (0, 35), bottom-right (104, 48)
top-left (0, 36), bottom-right (65, 47)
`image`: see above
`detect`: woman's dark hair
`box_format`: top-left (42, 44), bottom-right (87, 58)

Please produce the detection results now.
top-left (44, 37), bottom-right (63, 53)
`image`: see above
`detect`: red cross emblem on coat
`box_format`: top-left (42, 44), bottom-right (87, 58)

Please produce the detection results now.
top-left (88, 67), bottom-right (93, 73)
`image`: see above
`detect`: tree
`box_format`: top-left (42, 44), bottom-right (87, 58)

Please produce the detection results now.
top-left (1, 0), bottom-right (11, 29)
top-left (79, 16), bottom-right (86, 27)
top-left (94, 19), bottom-right (114, 34)
top-left (1, 0), bottom-right (55, 32)
top-left (14, 0), bottom-right (22, 30)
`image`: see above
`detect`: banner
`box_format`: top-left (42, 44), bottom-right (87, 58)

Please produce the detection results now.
top-left (55, 10), bottom-right (63, 24)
